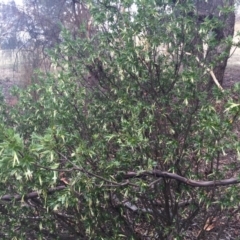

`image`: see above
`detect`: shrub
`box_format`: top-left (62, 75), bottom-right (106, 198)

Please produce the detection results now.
top-left (0, 0), bottom-right (239, 239)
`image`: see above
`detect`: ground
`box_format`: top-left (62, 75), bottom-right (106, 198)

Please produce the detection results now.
top-left (223, 16), bottom-right (240, 88)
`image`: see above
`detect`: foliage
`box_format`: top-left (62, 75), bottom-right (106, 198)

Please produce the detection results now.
top-left (0, 0), bottom-right (239, 239)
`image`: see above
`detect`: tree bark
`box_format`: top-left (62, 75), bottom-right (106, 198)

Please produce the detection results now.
top-left (196, 0), bottom-right (235, 86)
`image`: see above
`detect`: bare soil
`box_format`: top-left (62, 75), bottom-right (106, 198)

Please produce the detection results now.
top-left (223, 17), bottom-right (240, 88)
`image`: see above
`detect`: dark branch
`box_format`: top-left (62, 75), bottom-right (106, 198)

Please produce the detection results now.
top-left (1, 169), bottom-right (239, 203)
top-left (0, 185), bottom-right (65, 202)
top-left (124, 170), bottom-right (240, 187)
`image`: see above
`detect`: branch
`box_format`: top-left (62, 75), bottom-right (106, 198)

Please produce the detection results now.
top-left (0, 185), bottom-right (65, 202)
top-left (1, 169), bottom-right (238, 203)
top-left (185, 52), bottom-right (224, 92)
top-left (124, 170), bottom-right (240, 187)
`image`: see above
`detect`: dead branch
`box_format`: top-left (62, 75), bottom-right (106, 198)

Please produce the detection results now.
top-left (185, 52), bottom-right (224, 92)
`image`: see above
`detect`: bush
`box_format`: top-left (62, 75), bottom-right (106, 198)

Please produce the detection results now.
top-left (0, 0), bottom-right (239, 239)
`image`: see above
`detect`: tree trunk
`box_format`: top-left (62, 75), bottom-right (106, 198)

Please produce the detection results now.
top-left (196, 0), bottom-right (235, 86)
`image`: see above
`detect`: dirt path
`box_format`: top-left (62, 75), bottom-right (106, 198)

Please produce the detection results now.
top-left (223, 17), bottom-right (240, 88)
